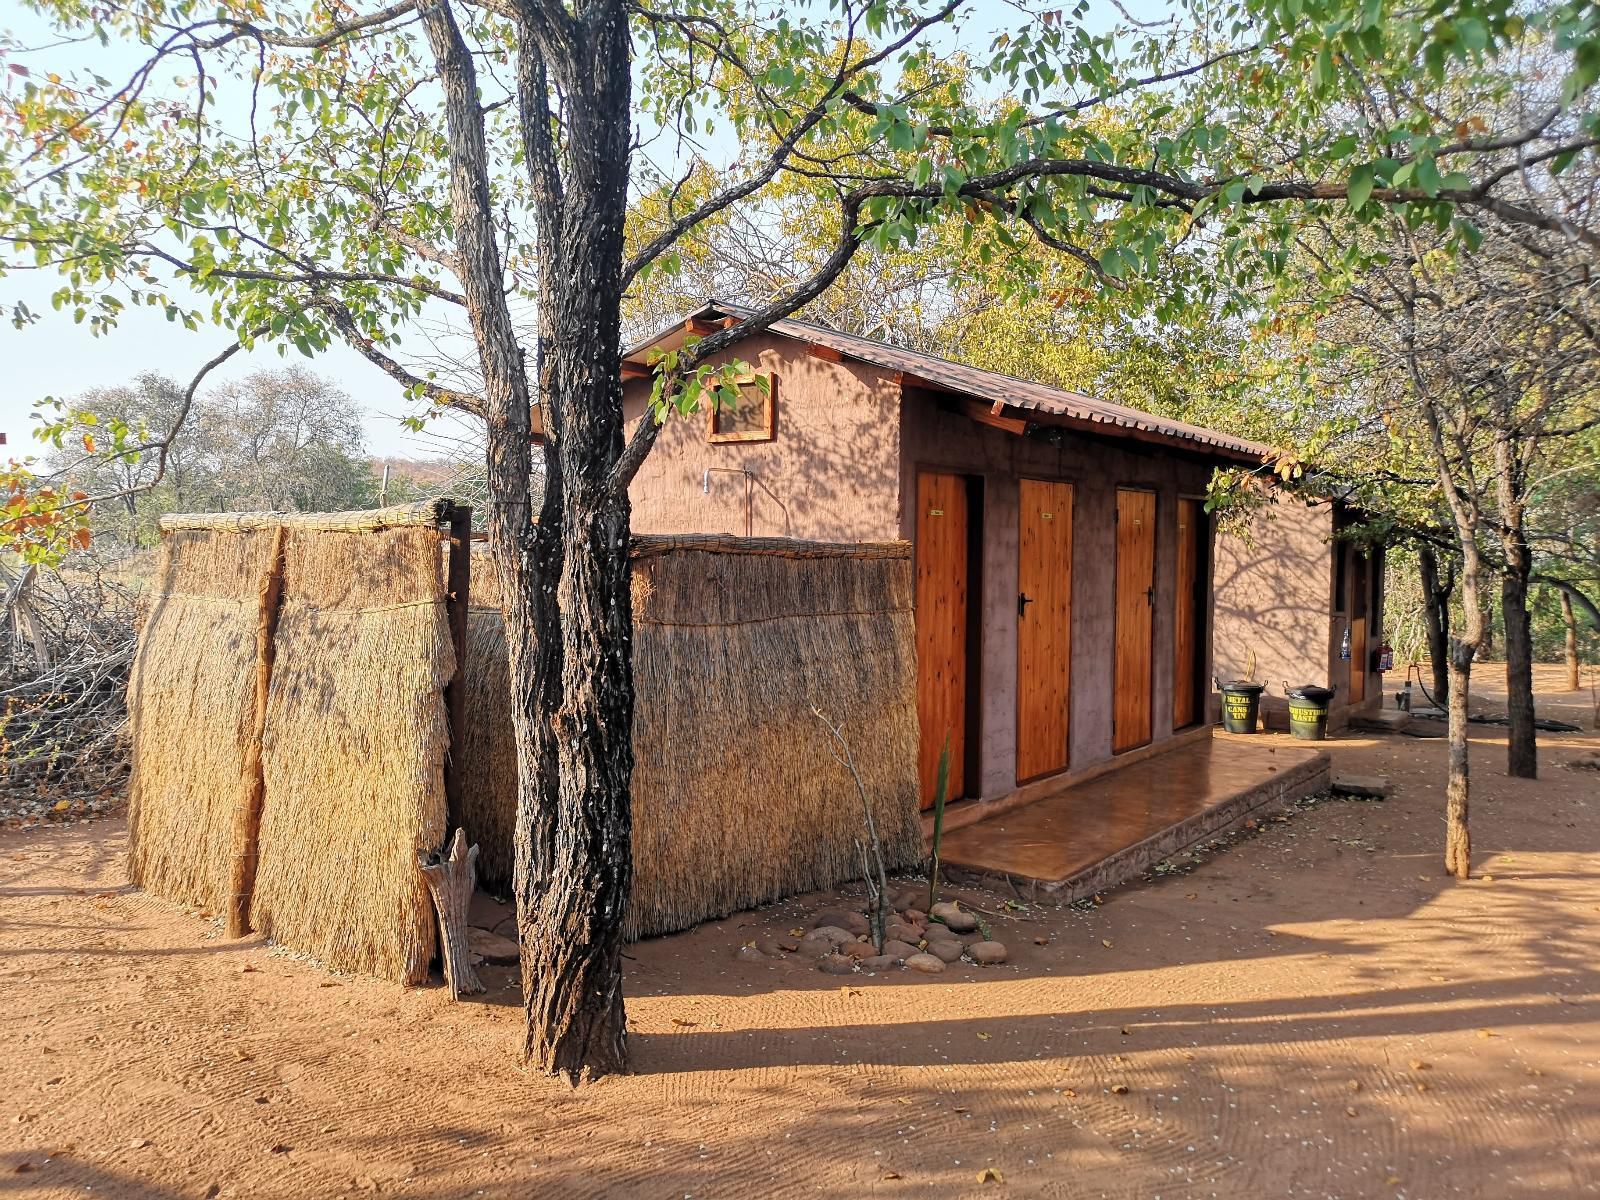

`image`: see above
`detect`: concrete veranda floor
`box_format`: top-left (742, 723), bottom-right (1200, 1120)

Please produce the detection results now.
top-left (938, 737), bottom-right (1329, 892)
top-left (2, 663), bottom-right (1598, 1198)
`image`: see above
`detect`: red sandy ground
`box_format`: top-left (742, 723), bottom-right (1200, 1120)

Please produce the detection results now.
top-left (3, 664), bottom-right (1598, 1199)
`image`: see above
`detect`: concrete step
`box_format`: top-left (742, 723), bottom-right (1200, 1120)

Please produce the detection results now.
top-left (1045, 749), bottom-right (1332, 903)
top-left (1349, 707), bottom-right (1413, 734)
top-left (1332, 773), bottom-right (1392, 798)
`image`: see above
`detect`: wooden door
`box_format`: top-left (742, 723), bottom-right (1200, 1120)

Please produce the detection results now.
top-left (1016, 479), bottom-right (1073, 782)
top-left (915, 471), bottom-right (969, 807)
top-left (1349, 550), bottom-right (1368, 703)
top-left (1173, 497), bottom-right (1205, 729)
top-left (1113, 488), bottom-right (1156, 752)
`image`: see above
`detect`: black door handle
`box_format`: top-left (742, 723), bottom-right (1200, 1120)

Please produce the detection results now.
top-left (1018, 592), bottom-right (1034, 618)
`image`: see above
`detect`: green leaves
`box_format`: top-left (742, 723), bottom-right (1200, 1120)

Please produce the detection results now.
top-left (1347, 163), bottom-right (1377, 211)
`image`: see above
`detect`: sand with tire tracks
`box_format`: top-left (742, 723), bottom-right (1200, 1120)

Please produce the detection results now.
top-left (2, 664), bottom-right (1598, 1198)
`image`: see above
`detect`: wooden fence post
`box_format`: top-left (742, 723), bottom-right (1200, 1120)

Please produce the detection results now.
top-left (228, 523), bottom-right (288, 938)
top-left (442, 504), bottom-right (472, 832)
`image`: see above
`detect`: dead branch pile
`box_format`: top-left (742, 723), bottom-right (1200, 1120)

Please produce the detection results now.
top-left (1, 555), bottom-right (140, 823)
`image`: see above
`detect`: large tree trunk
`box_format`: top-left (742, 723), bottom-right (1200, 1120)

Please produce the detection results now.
top-left (1493, 427), bottom-right (1537, 779)
top-left (1501, 564), bottom-right (1537, 779)
top-left (1444, 642), bottom-right (1473, 879)
top-left (1561, 590), bottom-right (1580, 692)
top-left (512, 0), bottom-right (636, 1084)
top-left (1419, 545), bottom-right (1452, 707)
top-left (417, 0), bottom-right (634, 1082)
top-left (513, 342), bottom-right (636, 1084)
top-left (1417, 384), bottom-right (1484, 882)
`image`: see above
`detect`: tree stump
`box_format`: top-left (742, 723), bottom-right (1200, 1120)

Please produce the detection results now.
top-left (419, 828), bottom-right (486, 999)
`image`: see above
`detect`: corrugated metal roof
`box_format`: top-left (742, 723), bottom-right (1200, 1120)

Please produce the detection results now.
top-left (626, 299), bottom-right (1274, 464)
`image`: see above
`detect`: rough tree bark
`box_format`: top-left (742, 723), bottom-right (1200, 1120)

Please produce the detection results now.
top-left (1494, 427), bottom-right (1537, 779)
top-left (1419, 545), bottom-right (1453, 707)
top-left (1444, 640), bottom-right (1473, 878)
top-left (1440, 537), bottom-right (1485, 880)
top-left (1562, 590), bottom-right (1580, 691)
top-left (514, 0), bottom-right (636, 1084)
top-left (1501, 560), bottom-right (1538, 778)
top-left (1415, 336), bottom-right (1484, 880)
top-left (417, 0), bottom-right (633, 1080)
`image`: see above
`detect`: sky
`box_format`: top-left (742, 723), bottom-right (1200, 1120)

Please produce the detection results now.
top-left (0, 0), bottom-right (1157, 463)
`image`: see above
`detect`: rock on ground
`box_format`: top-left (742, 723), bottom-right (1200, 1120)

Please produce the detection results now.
top-left (813, 909), bottom-right (870, 937)
top-left (930, 901), bottom-right (979, 932)
top-left (465, 927), bottom-right (518, 965)
top-left (796, 935), bottom-right (835, 958)
top-left (467, 892), bottom-right (512, 929)
top-left (967, 941), bottom-right (1007, 965)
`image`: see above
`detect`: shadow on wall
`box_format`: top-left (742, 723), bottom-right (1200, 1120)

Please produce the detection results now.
top-left (1213, 534), bottom-right (1331, 689)
top-left (723, 392), bottom-right (904, 540)
top-left (627, 337), bottom-right (906, 543)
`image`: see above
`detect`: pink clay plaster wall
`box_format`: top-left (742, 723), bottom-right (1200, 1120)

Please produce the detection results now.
top-left (623, 332), bottom-right (902, 541)
top-left (1213, 498), bottom-right (1386, 729)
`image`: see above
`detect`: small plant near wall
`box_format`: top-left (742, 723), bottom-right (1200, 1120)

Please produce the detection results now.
top-left (814, 707), bottom-right (891, 954)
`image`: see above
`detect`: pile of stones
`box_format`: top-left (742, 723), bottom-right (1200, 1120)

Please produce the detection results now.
top-left (741, 888), bottom-right (1008, 975)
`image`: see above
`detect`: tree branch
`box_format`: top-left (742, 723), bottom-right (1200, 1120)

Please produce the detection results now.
top-left (315, 296), bottom-right (485, 417)
top-left (609, 195), bottom-right (873, 493)
top-left (622, 0), bottom-right (963, 286)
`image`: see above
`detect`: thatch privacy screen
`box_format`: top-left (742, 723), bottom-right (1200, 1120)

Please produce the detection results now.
top-left (459, 535), bottom-right (924, 939)
top-left (129, 502), bottom-right (458, 982)
top-left (128, 505), bottom-right (921, 981)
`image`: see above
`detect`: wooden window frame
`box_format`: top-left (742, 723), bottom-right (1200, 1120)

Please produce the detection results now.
top-left (707, 371), bottom-right (777, 444)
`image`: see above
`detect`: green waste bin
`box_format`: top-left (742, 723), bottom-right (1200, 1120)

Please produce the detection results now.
top-left (1283, 682), bottom-right (1336, 740)
top-left (1218, 680), bottom-right (1265, 733)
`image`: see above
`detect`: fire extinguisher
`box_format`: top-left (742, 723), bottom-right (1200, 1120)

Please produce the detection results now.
top-left (1376, 642), bottom-right (1394, 672)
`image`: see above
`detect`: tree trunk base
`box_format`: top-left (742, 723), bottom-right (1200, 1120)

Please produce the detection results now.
top-left (420, 828), bottom-right (485, 999)
top-left (519, 900), bottom-right (629, 1084)
top-left (1444, 654), bottom-right (1473, 880)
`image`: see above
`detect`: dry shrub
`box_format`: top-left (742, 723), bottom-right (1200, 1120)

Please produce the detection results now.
top-left (2, 555), bottom-right (141, 822)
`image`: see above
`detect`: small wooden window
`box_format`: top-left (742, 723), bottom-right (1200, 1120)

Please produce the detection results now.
top-left (708, 371), bottom-right (777, 444)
